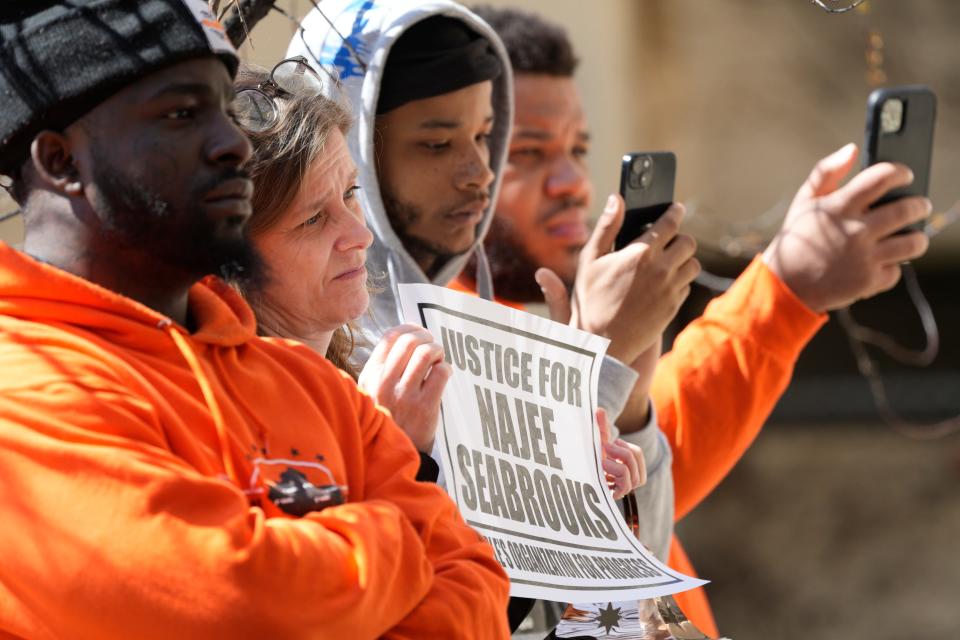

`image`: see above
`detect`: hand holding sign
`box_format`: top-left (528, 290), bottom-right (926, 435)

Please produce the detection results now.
top-left (596, 408), bottom-right (647, 500)
top-left (399, 284), bottom-right (705, 602)
top-left (358, 324), bottom-right (452, 452)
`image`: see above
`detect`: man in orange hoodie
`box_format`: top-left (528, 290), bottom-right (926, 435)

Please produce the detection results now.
top-left (0, 2), bottom-right (508, 638)
top-left (463, 6), bottom-right (932, 635)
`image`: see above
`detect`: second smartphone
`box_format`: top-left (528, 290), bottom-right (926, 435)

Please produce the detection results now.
top-left (863, 85), bottom-right (936, 231)
top-left (614, 151), bottom-right (676, 251)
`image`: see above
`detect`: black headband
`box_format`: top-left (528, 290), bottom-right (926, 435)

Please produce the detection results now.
top-left (376, 16), bottom-right (501, 115)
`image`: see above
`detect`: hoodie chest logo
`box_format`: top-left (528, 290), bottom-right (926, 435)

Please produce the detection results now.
top-left (247, 456), bottom-right (348, 517)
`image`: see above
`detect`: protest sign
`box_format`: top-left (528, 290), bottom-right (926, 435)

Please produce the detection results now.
top-left (398, 284), bottom-right (705, 602)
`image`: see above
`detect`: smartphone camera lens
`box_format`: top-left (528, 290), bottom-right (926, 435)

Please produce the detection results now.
top-left (880, 98), bottom-right (904, 134)
top-left (630, 155), bottom-right (654, 189)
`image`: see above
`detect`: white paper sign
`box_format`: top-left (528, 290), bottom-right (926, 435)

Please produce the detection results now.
top-left (399, 284), bottom-right (705, 603)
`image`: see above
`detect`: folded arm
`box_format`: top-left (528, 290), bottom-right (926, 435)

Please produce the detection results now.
top-left (0, 377), bottom-right (507, 640)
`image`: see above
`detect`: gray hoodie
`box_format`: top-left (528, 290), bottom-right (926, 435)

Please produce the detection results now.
top-left (287, 0), bottom-right (510, 337)
top-left (288, 0), bottom-right (672, 563)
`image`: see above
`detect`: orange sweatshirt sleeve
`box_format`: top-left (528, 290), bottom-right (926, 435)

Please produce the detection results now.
top-left (652, 256), bottom-right (827, 520)
top-left (338, 373), bottom-right (511, 639)
top-left (0, 375), bottom-right (507, 640)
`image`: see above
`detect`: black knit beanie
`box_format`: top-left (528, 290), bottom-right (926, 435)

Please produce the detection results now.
top-left (0, 0), bottom-right (239, 175)
top-left (376, 15), bottom-right (501, 115)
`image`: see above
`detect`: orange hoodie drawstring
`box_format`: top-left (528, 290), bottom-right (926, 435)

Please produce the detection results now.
top-left (162, 321), bottom-right (241, 484)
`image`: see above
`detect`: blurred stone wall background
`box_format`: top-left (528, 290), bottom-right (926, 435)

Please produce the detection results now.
top-left (5, 1), bottom-right (959, 259)
top-left (2, 1), bottom-right (957, 637)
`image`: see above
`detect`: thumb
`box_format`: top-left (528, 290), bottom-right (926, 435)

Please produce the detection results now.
top-left (580, 194), bottom-right (625, 264)
top-left (796, 143), bottom-right (859, 201)
top-left (535, 267), bottom-right (572, 324)
top-left (595, 407), bottom-right (612, 451)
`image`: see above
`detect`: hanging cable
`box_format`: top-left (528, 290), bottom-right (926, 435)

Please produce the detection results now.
top-left (810, 0), bottom-right (868, 14)
top-left (836, 267), bottom-right (960, 440)
top-left (690, 202), bottom-right (959, 439)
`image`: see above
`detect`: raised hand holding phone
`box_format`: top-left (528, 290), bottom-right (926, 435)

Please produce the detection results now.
top-left (762, 142), bottom-right (931, 313)
top-left (537, 191), bottom-right (699, 367)
top-left (535, 191), bottom-right (698, 433)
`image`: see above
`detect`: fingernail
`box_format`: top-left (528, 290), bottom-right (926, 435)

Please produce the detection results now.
top-left (604, 194), bottom-right (617, 213)
top-left (925, 198), bottom-right (933, 214)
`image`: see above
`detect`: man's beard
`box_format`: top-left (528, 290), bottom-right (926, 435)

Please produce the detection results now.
top-left (91, 147), bottom-right (262, 287)
top-left (380, 188), bottom-right (464, 273)
top-left (476, 215), bottom-right (576, 304)
top-left (479, 194), bottom-right (588, 303)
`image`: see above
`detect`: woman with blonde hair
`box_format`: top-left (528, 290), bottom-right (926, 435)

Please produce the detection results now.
top-left (233, 58), bottom-right (449, 456)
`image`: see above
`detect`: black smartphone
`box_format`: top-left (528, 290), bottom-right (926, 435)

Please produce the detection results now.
top-left (863, 85), bottom-right (936, 230)
top-left (614, 151), bottom-right (675, 251)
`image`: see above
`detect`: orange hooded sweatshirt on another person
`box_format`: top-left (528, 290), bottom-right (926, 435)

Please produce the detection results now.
top-left (453, 256), bottom-right (825, 636)
top-left (0, 242), bottom-right (510, 640)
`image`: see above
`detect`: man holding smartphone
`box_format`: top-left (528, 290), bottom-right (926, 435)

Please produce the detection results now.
top-left (463, 5), bottom-right (932, 635)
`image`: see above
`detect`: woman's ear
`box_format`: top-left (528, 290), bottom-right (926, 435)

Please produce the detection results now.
top-left (30, 130), bottom-right (83, 196)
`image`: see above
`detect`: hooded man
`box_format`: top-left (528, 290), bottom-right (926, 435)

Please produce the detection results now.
top-left (0, 2), bottom-right (509, 637)
top-left (288, 0), bottom-right (517, 329)
top-left (460, 6), bottom-right (933, 635)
